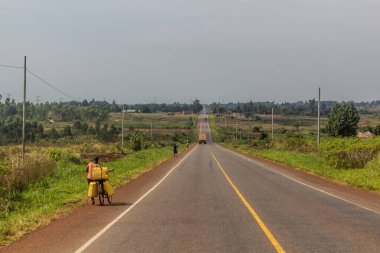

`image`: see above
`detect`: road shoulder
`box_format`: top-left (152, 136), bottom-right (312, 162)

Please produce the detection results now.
top-left (0, 146), bottom-right (195, 253)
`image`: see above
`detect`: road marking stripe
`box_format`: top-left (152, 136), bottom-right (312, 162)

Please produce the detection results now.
top-left (211, 152), bottom-right (286, 253)
top-left (74, 146), bottom-right (198, 253)
top-left (220, 145), bottom-right (380, 216)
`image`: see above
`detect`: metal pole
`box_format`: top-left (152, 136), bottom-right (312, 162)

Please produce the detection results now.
top-left (235, 118), bottom-right (238, 141)
top-left (248, 118), bottom-right (250, 141)
top-left (271, 107), bottom-right (274, 142)
top-left (121, 106), bottom-right (125, 151)
top-left (151, 120), bottom-right (153, 139)
top-left (239, 119), bottom-right (242, 140)
top-left (317, 87), bottom-right (321, 146)
top-left (22, 56), bottom-right (26, 158)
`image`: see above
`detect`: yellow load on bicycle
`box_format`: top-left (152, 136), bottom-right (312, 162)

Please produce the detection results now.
top-left (103, 180), bottom-right (114, 196)
top-left (88, 182), bottom-right (98, 197)
top-left (92, 167), bottom-right (109, 180)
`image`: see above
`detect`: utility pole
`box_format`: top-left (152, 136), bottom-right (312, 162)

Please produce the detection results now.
top-left (239, 119), bottom-right (242, 141)
top-left (248, 117), bottom-right (250, 141)
top-left (22, 56), bottom-right (26, 159)
top-left (150, 120), bottom-right (153, 139)
top-left (235, 118), bottom-right (238, 141)
top-left (121, 106), bottom-right (126, 152)
top-left (271, 107), bottom-right (274, 143)
top-left (317, 87), bottom-right (321, 146)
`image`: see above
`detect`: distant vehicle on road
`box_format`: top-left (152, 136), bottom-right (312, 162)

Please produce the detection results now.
top-left (199, 132), bottom-right (207, 144)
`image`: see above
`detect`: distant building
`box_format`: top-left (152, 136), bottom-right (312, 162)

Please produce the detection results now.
top-left (357, 131), bottom-right (374, 138)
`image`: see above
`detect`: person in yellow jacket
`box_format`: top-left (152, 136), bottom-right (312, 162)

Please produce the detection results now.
top-left (86, 156), bottom-right (100, 205)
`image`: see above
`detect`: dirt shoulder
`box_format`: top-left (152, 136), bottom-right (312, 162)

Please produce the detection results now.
top-left (0, 146), bottom-right (195, 253)
top-left (219, 144), bottom-right (380, 214)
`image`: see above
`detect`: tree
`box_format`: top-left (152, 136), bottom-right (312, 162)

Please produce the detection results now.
top-left (48, 128), bottom-right (60, 139)
top-left (192, 99), bottom-right (203, 113)
top-left (326, 102), bottom-right (360, 137)
top-left (63, 125), bottom-right (72, 137)
top-left (73, 120), bottom-right (82, 130)
top-left (374, 125), bottom-right (380, 136)
top-left (129, 130), bottom-right (145, 151)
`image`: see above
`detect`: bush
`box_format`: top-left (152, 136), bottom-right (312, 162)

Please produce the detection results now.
top-left (374, 125), bottom-right (380, 136)
top-left (129, 131), bottom-right (145, 151)
top-left (320, 138), bottom-right (380, 169)
top-left (49, 149), bottom-right (63, 161)
top-left (326, 102), bottom-right (360, 137)
top-left (0, 152), bottom-right (56, 212)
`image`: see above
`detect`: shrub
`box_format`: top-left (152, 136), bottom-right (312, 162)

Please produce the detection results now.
top-left (320, 137), bottom-right (380, 169)
top-left (0, 152), bottom-right (56, 211)
top-left (322, 146), bottom-right (379, 169)
top-left (374, 125), bottom-right (380, 136)
top-left (49, 149), bottom-right (63, 161)
top-left (326, 102), bottom-right (360, 137)
top-left (129, 131), bottom-right (145, 151)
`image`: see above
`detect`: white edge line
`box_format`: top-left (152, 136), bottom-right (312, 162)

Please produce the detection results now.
top-left (218, 145), bottom-right (380, 216)
top-left (74, 146), bottom-right (198, 253)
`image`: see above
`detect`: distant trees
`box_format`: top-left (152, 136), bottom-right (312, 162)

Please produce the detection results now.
top-left (0, 96), bottom-right (124, 145)
top-left (221, 100), bottom-right (332, 117)
top-left (326, 102), bottom-right (360, 137)
top-left (129, 102), bottom-right (193, 113)
top-left (192, 99), bottom-right (203, 113)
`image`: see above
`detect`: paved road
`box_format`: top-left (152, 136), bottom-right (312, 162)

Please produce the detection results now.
top-left (77, 116), bottom-right (380, 253)
top-left (3, 115), bottom-right (380, 252)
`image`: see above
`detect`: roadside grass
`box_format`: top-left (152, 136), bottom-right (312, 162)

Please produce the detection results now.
top-left (210, 114), bottom-right (380, 193)
top-left (0, 147), bottom-right (178, 246)
top-left (222, 144), bottom-right (380, 192)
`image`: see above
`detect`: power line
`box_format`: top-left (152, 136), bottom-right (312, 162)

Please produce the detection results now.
top-left (26, 69), bottom-right (78, 101)
top-left (0, 64), bottom-right (23, 69)
top-left (2, 63), bottom-right (79, 102)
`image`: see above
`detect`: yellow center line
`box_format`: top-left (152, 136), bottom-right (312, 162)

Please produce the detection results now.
top-left (211, 152), bottom-right (286, 253)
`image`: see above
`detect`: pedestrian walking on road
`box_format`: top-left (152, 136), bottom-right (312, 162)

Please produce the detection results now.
top-left (186, 140), bottom-right (189, 149)
top-left (173, 143), bottom-right (178, 157)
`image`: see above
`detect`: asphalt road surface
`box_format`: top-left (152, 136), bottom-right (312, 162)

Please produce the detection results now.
top-left (2, 115), bottom-right (380, 253)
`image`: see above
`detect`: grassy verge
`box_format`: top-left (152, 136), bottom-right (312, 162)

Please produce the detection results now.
top-left (0, 147), bottom-right (178, 246)
top-left (223, 143), bottom-right (380, 192)
top-left (209, 113), bottom-right (380, 193)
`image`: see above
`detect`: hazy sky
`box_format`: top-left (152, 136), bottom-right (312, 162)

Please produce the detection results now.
top-left (1, 0), bottom-right (380, 103)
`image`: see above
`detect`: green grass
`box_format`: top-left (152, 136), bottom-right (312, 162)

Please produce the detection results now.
top-left (222, 143), bottom-right (380, 193)
top-left (0, 147), bottom-right (177, 246)
top-left (210, 113), bottom-right (380, 193)
top-left (254, 150), bottom-right (380, 191)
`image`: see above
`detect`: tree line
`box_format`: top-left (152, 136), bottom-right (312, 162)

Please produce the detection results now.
top-left (0, 95), bottom-right (203, 145)
top-left (209, 100), bottom-right (380, 117)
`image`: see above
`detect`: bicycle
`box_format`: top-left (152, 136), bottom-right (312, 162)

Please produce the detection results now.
top-left (88, 167), bottom-right (114, 206)
top-left (95, 179), bottom-right (112, 206)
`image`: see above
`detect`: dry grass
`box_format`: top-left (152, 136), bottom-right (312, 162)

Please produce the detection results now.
top-left (0, 152), bottom-right (55, 212)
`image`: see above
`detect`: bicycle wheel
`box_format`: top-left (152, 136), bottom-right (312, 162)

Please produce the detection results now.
top-left (106, 194), bottom-right (112, 204)
top-left (98, 183), bottom-right (105, 206)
